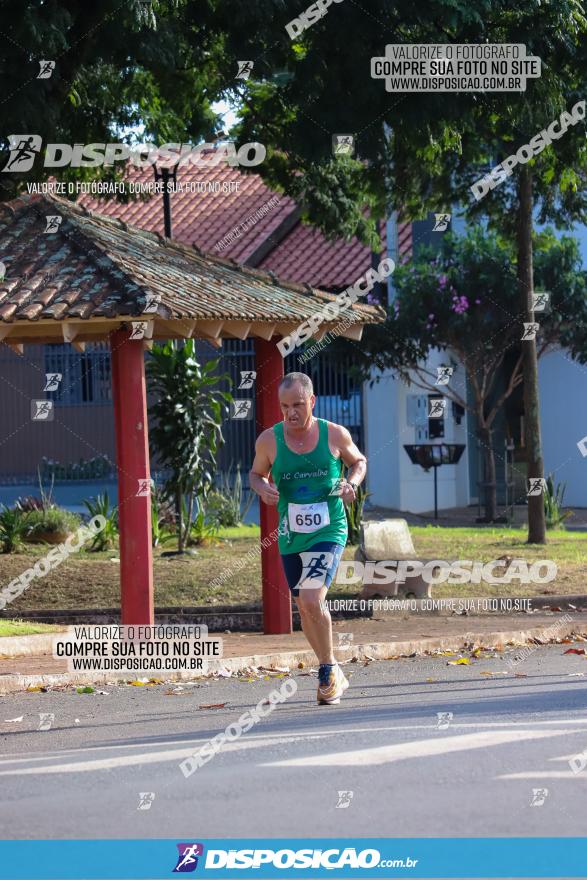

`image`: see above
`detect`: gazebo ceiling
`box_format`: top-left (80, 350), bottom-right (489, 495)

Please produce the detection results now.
top-left (0, 194), bottom-right (385, 351)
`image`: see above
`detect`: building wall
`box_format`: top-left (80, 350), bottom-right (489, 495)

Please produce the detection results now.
top-left (364, 350), bottom-right (470, 513)
top-left (539, 347), bottom-right (587, 506)
top-left (0, 344), bottom-right (116, 481)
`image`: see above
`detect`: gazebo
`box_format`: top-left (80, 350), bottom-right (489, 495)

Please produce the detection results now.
top-left (0, 194), bottom-right (384, 634)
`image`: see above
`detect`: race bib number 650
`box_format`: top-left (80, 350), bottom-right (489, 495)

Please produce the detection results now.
top-left (288, 501), bottom-right (330, 533)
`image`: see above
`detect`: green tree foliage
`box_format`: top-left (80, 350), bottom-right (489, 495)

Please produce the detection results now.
top-left (146, 340), bottom-right (232, 552)
top-left (344, 227), bottom-right (587, 520)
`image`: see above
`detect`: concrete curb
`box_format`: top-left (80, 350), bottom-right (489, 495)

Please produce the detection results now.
top-left (1, 620), bottom-right (586, 694)
top-left (0, 632), bottom-right (66, 658)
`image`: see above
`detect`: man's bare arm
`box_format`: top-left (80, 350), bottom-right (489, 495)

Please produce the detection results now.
top-left (331, 424), bottom-right (367, 503)
top-left (249, 431), bottom-right (280, 506)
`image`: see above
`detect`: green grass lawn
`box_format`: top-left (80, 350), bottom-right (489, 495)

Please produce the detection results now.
top-left (0, 524), bottom-right (584, 613)
top-left (0, 620), bottom-right (63, 638)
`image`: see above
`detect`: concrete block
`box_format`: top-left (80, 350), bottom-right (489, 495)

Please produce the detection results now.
top-left (360, 519), bottom-right (416, 560)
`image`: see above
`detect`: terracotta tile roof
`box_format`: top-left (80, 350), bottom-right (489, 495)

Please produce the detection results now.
top-left (78, 157), bottom-right (409, 290)
top-left (0, 194), bottom-right (384, 338)
top-left (79, 162), bottom-right (298, 266)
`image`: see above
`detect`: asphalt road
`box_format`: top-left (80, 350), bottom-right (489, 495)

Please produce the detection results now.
top-left (1, 644), bottom-right (586, 840)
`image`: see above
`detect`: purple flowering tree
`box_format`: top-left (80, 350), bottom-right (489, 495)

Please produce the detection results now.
top-left (345, 227), bottom-right (587, 523)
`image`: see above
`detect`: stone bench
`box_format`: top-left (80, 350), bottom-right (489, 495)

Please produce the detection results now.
top-left (354, 519), bottom-right (437, 600)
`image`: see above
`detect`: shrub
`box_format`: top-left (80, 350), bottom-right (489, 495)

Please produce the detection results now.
top-left (83, 492), bottom-right (118, 550)
top-left (25, 508), bottom-right (81, 542)
top-left (0, 505), bottom-right (31, 553)
top-left (345, 484), bottom-right (369, 546)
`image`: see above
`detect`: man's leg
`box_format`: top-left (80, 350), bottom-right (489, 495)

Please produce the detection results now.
top-left (295, 585), bottom-right (335, 665)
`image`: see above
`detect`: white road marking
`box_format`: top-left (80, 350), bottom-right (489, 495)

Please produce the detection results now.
top-left (497, 771), bottom-right (587, 780)
top-left (1, 721), bottom-right (586, 775)
top-left (262, 729), bottom-right (576, 767)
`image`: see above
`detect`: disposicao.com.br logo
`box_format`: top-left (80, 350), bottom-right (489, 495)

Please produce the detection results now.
top-left (1, 135), bottom-right (266, 173)
top-left (199, 846), bottom-right (418, 870)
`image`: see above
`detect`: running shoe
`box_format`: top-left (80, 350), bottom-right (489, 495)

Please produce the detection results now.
top-left (317, 664), bottom-right (349, 705)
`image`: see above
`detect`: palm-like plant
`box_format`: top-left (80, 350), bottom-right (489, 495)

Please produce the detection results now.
top-left (147, 340), bottom-right (232, 552)
top-left (83, 492), bottom-right (118, 550)
top-left (0, 505), bottom-right (31, 553)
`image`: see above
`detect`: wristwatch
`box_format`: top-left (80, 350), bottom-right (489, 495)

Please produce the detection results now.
top-left (348, 480), bottom-right (359, 492)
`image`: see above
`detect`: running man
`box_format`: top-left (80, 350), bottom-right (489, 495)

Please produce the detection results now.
top-left (249, 372), bottom-right (367, 705)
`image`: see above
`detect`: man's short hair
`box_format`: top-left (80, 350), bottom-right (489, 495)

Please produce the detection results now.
top-left (279, 372), bottom-right (314, 397)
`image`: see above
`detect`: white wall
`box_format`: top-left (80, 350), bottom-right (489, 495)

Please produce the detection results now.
top-left (539, 348), bottom-right (587, 506)
top-left (364, 352), bottom-right (470, 513)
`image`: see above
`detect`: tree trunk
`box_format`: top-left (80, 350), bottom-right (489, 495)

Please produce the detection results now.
top-left (478, 425), bottom-right (497, 522)
top-left (517, 168), bottom-right (546, 544)
top-left (176, 485), bottom-right (184, 552)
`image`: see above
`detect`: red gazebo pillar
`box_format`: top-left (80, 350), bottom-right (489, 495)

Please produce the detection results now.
top-left (255, 338), bottom-right (292, 635)
top-left (110, 328), bottom-right (154, 624)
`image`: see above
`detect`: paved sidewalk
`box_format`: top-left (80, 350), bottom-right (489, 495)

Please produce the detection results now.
top-left (1, 610), bottom-right (586, 693)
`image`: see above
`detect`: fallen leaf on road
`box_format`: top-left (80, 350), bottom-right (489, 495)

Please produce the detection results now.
top-left (199, 703), bottom-right (227, 710)
top-left (4, 716), bottom-right (23, 722)
top-left (297, 662), bottom-right (305, 669)
top-left (385, 655), bottom-right (401, 661)
top-left (76, 686), bottom-right (95, 694)
top-left (514, 673), bottom-right (528, 678)
top-left (480, 671), bottom-right (495, 676)
top-left (350, 657), bottom-right (358, 663)
top-left (25, 686), bottom-right (47, 692)
top-left (425, 678), bottom-right (437, 683)
top-left (550, 607), bottom-right (563, 612)
top-left (448, 658), bottom-right (470, 665)
top-left (563, 648), bottom-right (586, 655)
top-left (214, 668), bottom-right (233, 678)
top-left (561, 638), bottom-right (573, 644)
top-left (439, 651), bottom-right (455, 656)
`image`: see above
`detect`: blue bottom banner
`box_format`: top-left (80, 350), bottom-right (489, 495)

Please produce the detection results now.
top-left (0, 838), bottom-right (586, 879)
